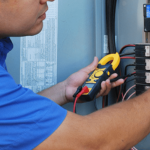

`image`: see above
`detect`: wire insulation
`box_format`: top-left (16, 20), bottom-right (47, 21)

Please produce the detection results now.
top-left (119, 44), bottom-right (135, 54)
top-left (122, 85), bottom-right (136, 101)
top-left (120, 52), bottom-right (135, 57)
top-left (127, 92), bottom-right (136, 100)
top-left (121, 57), bottom-right (135, 59)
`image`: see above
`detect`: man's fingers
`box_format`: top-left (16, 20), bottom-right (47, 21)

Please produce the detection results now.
top-left (97, 78), bottom-right (124, 97)
top-left (102, 79), bottom-right (112, 95)
top-left (108, 73), bottom-right (118, 80)
top-left (97, 81), bottom-right (107, 96)
top-left (111, 79), bottom-right (124, 88)
top-left (98, 79), bottom-right (112, 96)
top-left (80, 57), bottom-right (98, 74)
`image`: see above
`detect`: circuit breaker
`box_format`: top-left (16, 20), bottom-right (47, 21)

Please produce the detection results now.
top-left (135, 44), bottom-right (150, 95)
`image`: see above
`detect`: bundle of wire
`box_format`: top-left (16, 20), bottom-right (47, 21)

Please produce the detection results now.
top-left (118, 45), bottom-right (136, 102)
top-left (105, 0), bottom-right (118, 108)
top-left (106, 0), bottom-right (117, 54)
top-left (101, 46), bottom-right (136, 107)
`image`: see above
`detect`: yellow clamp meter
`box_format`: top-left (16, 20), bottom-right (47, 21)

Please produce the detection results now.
top-left (79, 52), bottom-right (120, 101)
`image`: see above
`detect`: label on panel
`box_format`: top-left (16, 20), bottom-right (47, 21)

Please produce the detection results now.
top-left (20, 1), bottom-right (58, 93)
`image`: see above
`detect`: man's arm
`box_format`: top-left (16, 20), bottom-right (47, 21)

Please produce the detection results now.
top-left (37, 81), bottom-right (67, 105)
top-left (34, 90), bottom-right (150, 150)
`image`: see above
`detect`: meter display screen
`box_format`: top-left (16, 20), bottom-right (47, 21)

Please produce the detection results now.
top-left (146, 5), bottom-right (150, 18)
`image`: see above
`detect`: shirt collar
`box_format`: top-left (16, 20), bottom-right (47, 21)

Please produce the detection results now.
top-left (0, 37), bottom-right (13, 54)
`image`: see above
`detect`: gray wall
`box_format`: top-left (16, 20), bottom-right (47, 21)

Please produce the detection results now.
top-left (57, 0), bottom-right (105, 114)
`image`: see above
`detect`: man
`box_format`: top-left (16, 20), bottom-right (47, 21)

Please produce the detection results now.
top-left (0, 0), bottom-right (149, 150)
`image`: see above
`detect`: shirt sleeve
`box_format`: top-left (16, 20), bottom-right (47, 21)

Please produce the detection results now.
top-left (0, 65), bottom-right (67, 150)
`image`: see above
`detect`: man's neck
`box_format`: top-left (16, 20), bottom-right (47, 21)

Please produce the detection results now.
top-left (0, 36), bottom-right (6, 40)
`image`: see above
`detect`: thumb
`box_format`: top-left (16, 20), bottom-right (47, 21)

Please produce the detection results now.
top-left (81, 57), bottom-right (99, 74)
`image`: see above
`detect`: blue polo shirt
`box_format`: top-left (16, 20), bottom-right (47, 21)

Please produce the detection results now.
top-left (0, 37), bottom-right (67, 150)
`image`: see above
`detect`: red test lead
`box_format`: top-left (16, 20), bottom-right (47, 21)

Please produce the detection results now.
top-left (73, 86), bottom-right (89, 113)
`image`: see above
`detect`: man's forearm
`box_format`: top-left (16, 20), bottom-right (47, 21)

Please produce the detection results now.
top-left (85, 89), bottom-right (150, 149)
top-left (37, 81), bottom-right (67, 105)
top-left (34, 89), bottom-right (150, 150)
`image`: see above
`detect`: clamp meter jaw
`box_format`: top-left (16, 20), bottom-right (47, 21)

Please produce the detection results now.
top-left (78, 53), bottom-right (120, 102)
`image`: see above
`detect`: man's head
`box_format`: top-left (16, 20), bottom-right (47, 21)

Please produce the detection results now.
top-left (0, 0), bottom-right (54, 39)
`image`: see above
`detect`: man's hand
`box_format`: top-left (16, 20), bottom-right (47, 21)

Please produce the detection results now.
top-left (64, 57), bottom-right (124, 103)
top-left (38, 57), bottom-right (124, 105)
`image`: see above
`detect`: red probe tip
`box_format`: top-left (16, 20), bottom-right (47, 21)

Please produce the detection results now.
top-left (82, 86), bottom-right (89, 93)
top-left (77, 86), bottom-right (89, 98)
